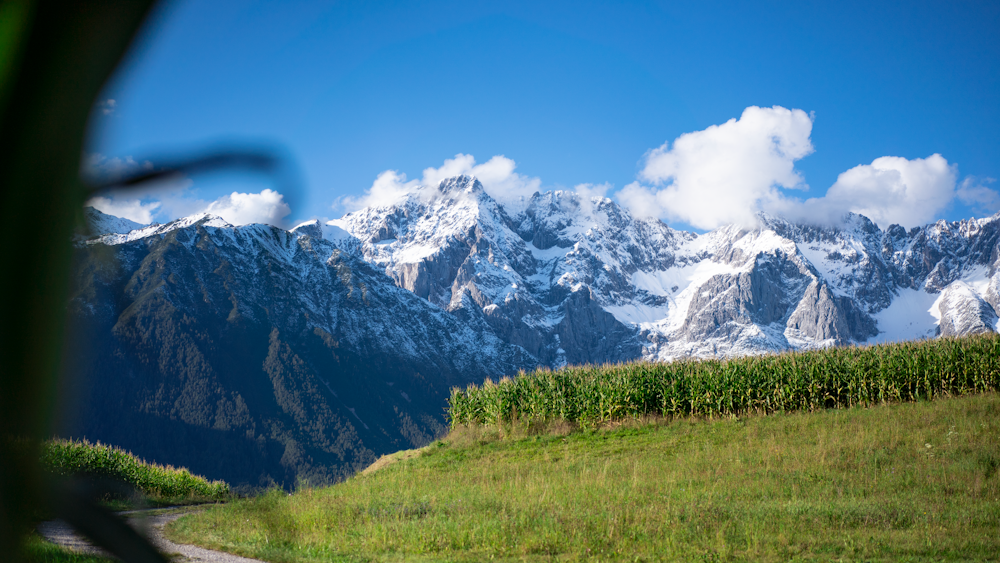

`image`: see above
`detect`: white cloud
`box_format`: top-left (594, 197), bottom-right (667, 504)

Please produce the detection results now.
top-left (956, 176), bottom-right (1000, 216)
top-left (337, 170), bottom-right (421, 211)
top-left (810, 154), bottom-right (957, 229)
top-left (340, 154), bottom-right (542, 213)
top-left (423, 154), bottom-right (542, 208)
top-left (85, 196), bottom-right (160, 224)
top-left (83, 153), bottom-right (194, 224)
top-left (81, 153), bottom-right (295, 227)
top-left (615, 107), bottom-right (993, 231)
top-left (573, 183), bottom-right (612, 200)
top-left (619, 106), bottom-right (814, 229)
top-left (203, 189), bottom-right (291, 226)
top-left (83, 153), bottom-right (167, 224)
top-left (776, 154), bottom-right (959, 229)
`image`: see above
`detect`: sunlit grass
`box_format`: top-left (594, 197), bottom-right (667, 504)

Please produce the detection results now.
top-left (41, 438), bottom-right (229, 506)
top-left (168, 393), bottom-right (1000, 562)
top-left (21, 534), bottom-right (114, 563)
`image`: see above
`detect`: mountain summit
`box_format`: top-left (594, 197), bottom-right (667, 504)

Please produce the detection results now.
top-left (69, 177), bottom-right (1000, 485)
top-left (327, 176), bottom-right (1000, 363)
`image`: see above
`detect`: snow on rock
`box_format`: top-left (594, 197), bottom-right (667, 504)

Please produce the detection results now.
top-left (936, 281), bottom-right (998, 337)
top-left (866, 288), bottom-right (940, 344)
top-left (82, 180), bottom-right (1000, 367)
top-left (78, 208), bottom-right (535, 380)
top-left (328, 178), bottom-right (1000, 364)
top-left (83, 207), bottom-right (148, 237)
top-left (87, 213), bottom-right (233, 246)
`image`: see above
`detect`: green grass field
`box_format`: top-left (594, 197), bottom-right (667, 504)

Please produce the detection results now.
top-left (166, 392), bottom-right (1000, 562)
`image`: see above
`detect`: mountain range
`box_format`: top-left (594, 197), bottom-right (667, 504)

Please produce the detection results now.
top-left (325, 175), bottom-right (1000, 360)
top-left (64, 175), bottom-right (1000, 486)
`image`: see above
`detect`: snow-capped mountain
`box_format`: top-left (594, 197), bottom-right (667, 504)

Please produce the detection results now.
top-left (65, 210), bottom-right (533, 487)
top-left (326, 175), bottom-right (1000, 364)
top-left (83, 206), bottom-right (149, 235)
top-left (66, 177), bottom-right (1000, 485)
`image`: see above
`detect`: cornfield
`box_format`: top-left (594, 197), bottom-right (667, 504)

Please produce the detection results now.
top-left (40, 438), bottom-right (230, 500)
top-left (448, 334), bottom-right (1000, 428)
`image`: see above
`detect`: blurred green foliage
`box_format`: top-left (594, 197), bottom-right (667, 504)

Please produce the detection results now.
top-left (0, 1), bottom-right (158, 560)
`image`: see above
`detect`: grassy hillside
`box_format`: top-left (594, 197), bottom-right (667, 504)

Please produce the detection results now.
top-left (167, 392), bottom-right (1000, 562)
top-left (450, 334), bottom-right (1000, 428)
top-left (41, 438), bottom-right (229, 507)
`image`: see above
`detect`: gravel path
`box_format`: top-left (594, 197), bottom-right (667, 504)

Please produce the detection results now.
top-left (38, 508), bottom-right (265, 563)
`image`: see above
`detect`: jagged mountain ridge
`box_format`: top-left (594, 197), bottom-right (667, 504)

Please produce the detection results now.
top-left (83, 207), bottom-right (148, 236)
top-left (66, 210), bottom-right (533, 487)
top-left (325, 175), bottom-right (1000, 363)
top-left (70, 183), bottom-right (1000, 485)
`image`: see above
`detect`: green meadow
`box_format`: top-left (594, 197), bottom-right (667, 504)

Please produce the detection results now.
top-left (167, 392), bottom-right (1000, 561)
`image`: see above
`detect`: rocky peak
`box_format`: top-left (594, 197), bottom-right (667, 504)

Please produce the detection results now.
top-left (327, 176), bottom-right (1000, 361)
top-left (291, 219), bottom-right (323, 239)
top-left (86, 177), bottom-right (1000, 366)
top-left (82, 206), bottom-right (149, 237)
top-left (426, 174), bottom-right (486, 200)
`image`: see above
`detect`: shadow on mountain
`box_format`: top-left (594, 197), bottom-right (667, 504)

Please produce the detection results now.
top-left (57, 217), bottom-right (532, 488)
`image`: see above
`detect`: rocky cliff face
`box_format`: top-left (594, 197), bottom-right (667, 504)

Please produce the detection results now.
top-left (66, 211), bottom-right (533, 487)
top-left (70, 181), bottom-right (1000, 485)
top-left (81, 207), bottom-right (148, 236)
top-left (327, 175), bottom-right (1000, 362)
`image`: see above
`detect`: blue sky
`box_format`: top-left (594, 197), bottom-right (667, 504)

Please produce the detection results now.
top-left (87, 0), bottom-right (1000, 232)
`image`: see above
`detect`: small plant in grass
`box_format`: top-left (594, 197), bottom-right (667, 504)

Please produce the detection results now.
top-left (40, 438), bottom-right (229, 506)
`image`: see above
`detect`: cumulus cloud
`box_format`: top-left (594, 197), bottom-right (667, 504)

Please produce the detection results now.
top-left (86, 196), bottom-right (160, 224)
top-left (84, 153), bottom-right (172, 223)
top-left (82, 153), bottom-right (293, 227)
top-left (786, 154), bottom-right (959, 229)
top-left (338, 170), bottom-right (420, 210)
top-left (573, 183), bottom-right (612, 200)
top-left (203, 189), bottom-right (291, 226)
top-left (615, 107), bottom-right (999, 230)
top-left (339, 154), bottom-right (542, 212)
top-left (618, 106), bottom-right (814, 229)
top-left (423, 154), bottom-right (542, 208)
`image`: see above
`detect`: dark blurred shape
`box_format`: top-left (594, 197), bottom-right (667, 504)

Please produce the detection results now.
top-left (1, 1), bottom-right (302, 558)
top-left (0, 1), bottom-right (163, 561)
top-left (81, 144), bottom-right (303, 209)
top-left (45, 476), bottom-right (165, 562)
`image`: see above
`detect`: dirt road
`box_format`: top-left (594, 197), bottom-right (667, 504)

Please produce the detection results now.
top-left (38, 508), bottom-right (264, 563)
